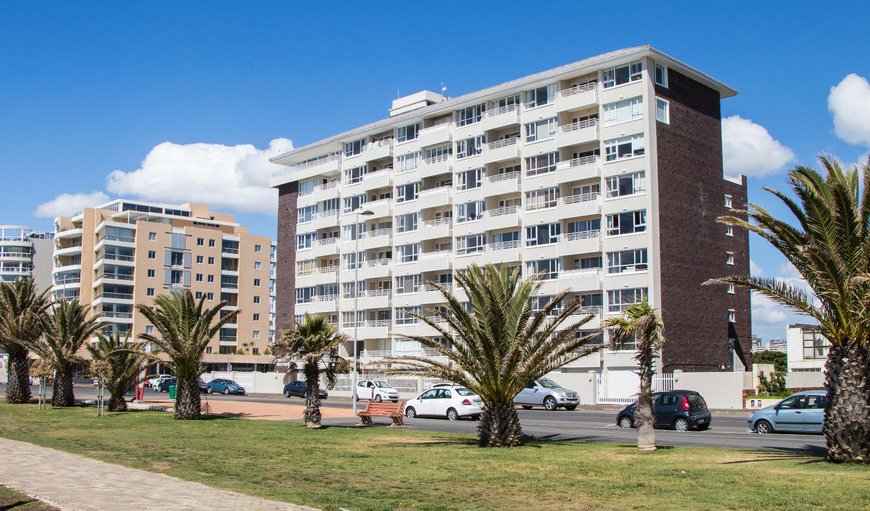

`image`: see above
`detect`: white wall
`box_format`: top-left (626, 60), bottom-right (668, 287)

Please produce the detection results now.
top-left (786, 371), bottom-right (824, 390)
top-left (203, 371), bottom-right (290, 394)
top-left (672, 370), bottom-right (746, 409)
top-left (545, 370), bottom-right (597, 405)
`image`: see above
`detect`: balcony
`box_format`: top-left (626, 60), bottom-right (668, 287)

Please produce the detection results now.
top-left (557, 193), bottom-right (601, 218)
top-left (93, 292), bottom-right (134, 305)
top-left (309, 236), bottom-right (340, 258)
top-left (54, 227), bottom-right (83, 240)
top-left (418, 250), bottom-right (452, 273)
top-left (94, 272), bottom-right (134, 287)
top-left (420, 154), bottom-right (451, 179)
top-left (481, 104), bottom-right (520, 131)
top-left (355, 258), bottom-right (392, 280)
top-left (556, 155), bottom-right (601, 184)
top-left (419, 283), bottom-right (449, 305)
top-left (343, 139), bottom-right (393, 164)
top-left (418, 185), bottom-right (452, 210)
top-left (342, 320), bottom-right (390, 339)
top-left (482, 137), bottom-right (519, 165)
top-left (558, 230), bottom-right (602, 256)
top-left (485, 170), bottom-right (520, 195)
top-left (101, 311), bottom-right (134, 323)
top-left (311, 209), bottom-right (341, 230)
top-left (271, 153), bottom-right (340, 186)
top-left (483, 205), bottom-right (520, 230)
top-left (342, 228), bottom-right (392, 251)
top-left (296, 294), bottom-right (339, 314)
top-left (539, 268), bottom-right (602, 295)
top-left (419, 218), bottom-right (452, 240)
top-left (556, 118), bottom-right (599, 148)
top-left (0, 250), bottom-right (31, 261)
top-left (343, 167), bottom-right (392, 192)
top-left (418, 123), bottom-right (451, 147)
top-left (477, 240), bottom-right (522, 266)
top-left (341, 289), bottom-right (391, 310)
top-left (297, 265), bottom-right (339, 286)
top-left (555, 82), bottom-right (598, 113)
top-left (454, 152), bottom-right (483, 172)
top-left (221, 246), bottom-right (240, 259)
top-left (55, 243), bottom-right (83, 257)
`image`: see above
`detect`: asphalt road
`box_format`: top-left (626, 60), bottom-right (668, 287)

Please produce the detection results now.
top-left (3, 383), bottom-right (826, 453)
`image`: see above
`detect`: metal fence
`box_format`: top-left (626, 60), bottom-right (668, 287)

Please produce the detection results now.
top-left (597, 373), bottom-right (674, 404)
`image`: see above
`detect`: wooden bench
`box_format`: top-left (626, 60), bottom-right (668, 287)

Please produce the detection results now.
top-left (357, 400), bottom-right (405, 426)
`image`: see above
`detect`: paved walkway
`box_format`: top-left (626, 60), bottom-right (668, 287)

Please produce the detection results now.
top-left (0, 437), bottom-right (318, 511)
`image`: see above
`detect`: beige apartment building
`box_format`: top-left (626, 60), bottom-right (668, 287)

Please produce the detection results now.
top-left (52, 200), bottom-right (273, 368)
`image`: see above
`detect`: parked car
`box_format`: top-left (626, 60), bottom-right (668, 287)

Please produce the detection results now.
top-left (616, 390), bottom-right (711, 431)
top-left (156, 378), bottom-right (177, 393)
top-left (748, 391), bottom-right (826, 434)
top-left (283, 380), bottom-right (328, 399)
top-left (405, 386), bottom-right (483, 420)
top-left (198, 378), bottom-right (208, 393)
top-left (148, 374), bottom-right (173, 389)
top-left (513, 377), bottom-right (579, 411)
top-left (355, 379), bottom-right (399, 402)
top-left (206, 379), bottom-right (246, 395)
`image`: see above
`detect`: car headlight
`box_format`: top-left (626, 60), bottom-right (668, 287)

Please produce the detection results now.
top-left (556, 392), bottom-right (567, 398)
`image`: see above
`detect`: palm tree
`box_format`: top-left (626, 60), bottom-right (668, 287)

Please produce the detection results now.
top-left (604, 300), bottom-right (665, 451)
top-left (29, 298), bottom-right (105, 407)
top-left (387, 264), bottom-right (604, 447)
top-left (707, 155), bottom-right (870, 463)
top-left (137, 291), bottom-right (238, 420)
top-left (0, 280), bottom-right (50, 403)
top-left (271, 313), bottom-right (349, 428)
top-left (86, 331), bottom-right (150, 412)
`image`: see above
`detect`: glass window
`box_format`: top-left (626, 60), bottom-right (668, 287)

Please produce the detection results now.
top-left (456, 201), bottom-right (485, 223)
top-left (396, 306), bottom-right (421, 325)
top-left (344, 139), bottom-right (366, 157)
top-left (527, 259), bottom-right (560, 280)
top-left (456, 136), bottom-right (485, 159)
top-left (396, 123), bottom-right (420, 142)
top-left (603, 97), bottom-right (644, 125)
top-left (778, 395), bottom-right (804, 409)
top-left (525, 223), bottom-right (561, 246)
top-left (342, 252), bottom-right (364, 270)
top-left (456, 168), bottom-right (483, 190)
top-left (396, 213), bottom-right (419, 233)
top-left (604, 134), bottom-right (645, 161)
top-left (524, 84), bottom-right (557, 108)
top-left (526, 187), bottom-right (560, 210)
top-left (655, 63), bottom-right (668, 87)
top-left (724, 194), bottom-right (733, 208)
top-left (297, 205), bottom-right (315, 223)
top-left (397, 243), bottom-right (419, 263)
top-left (344, 165), bottom-right (368, 184)
top-left (296, 232), bottom-right (315, 250)
top-left (602, 60), bottom-right (643, 89)
top-left (396, 182), bottom-right (420, 203)
top-left (606, 172), bottom-right (646, 198)
top-left (607, 249), bottom-right (648, 273)
top-left (423, 145), bottom-right (452, 162)
top-left (457, 234), bottom-right (486, 255)
top-left (526, 152), bottom-right (559, 176)
top-left (656, 98), bottom-right (670, 124)
top-left (802, 329), bottom-right (830, 359)
top-left (396, 152), bottom-right (420, 173)
top-left (343, 194), bottom-right (366, 213)
top-left (607, 288), bottom-right (647, 312)
top-left (606, 210), bottom-right (647, 236)
top-left (525, 117), bottom-right (558, 143)
top-left (456, 104), bottom-right (485, 126)
top-left (395, 275), bottom-right (422, 294)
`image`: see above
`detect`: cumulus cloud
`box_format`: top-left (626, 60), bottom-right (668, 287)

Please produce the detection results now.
top-left (34, 191), bottom-right (109, 218)
top-left (828, 73), bottom-right (870, 146)
top-left (105, 138), bottom-right (293, 215)
top-left (749, 259), bottom-right (764, 277)
top-left (750, 262), bottom-right (816, 326)
top-left (722, 115), bottom-right (794, 178)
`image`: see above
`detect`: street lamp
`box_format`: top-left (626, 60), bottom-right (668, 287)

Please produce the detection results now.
top-left (352, 209), bottom-right (375, 416)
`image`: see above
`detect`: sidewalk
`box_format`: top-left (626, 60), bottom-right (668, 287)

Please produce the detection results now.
top-left (0, 437), bottom-right (318, 511)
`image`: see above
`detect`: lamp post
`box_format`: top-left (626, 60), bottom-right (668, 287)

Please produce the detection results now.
top-left (352, 209), bottom-right (374, 416)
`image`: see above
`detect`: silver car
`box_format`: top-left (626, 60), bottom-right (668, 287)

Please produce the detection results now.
top-left (748, 390), bottom-right (826, 434)
top-left (513, 377), bottom-right (579, 411)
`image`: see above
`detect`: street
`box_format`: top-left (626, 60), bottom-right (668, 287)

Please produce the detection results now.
top-left (4, 383), bottom-right (826, 453)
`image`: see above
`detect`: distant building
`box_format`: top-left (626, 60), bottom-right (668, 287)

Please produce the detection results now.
top-left (767, 338), bottom-right (787, 353)
top-left (786, 324), bottom-right (828, 372)
top-left (751, 335), bottom-right (764, 353)
top-left (269, 241), bottom-right (277, 344)
top-left (0, 225), bottom-right (54, 292)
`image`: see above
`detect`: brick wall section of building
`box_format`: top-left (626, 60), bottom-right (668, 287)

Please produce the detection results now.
top-left (655, 69), bottom-right (752, 372)
top-left (276, 182), bottom-right (299, 335)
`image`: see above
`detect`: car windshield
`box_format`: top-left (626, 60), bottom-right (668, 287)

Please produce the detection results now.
top-left (537, 378), bottom-right (560, 389)
top-left (225, 380), bottom-right (238, 386)
top-left (687, 394), bottom-right (707, 411)
top-left (374, 381), bottom-right (391, 388)
top-left (455, 388), bottom-right (475, 396)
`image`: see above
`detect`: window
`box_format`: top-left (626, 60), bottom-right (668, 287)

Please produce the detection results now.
top-left (344, 139), bottom-right (366, 157)
top-left (456, 136), bottom-right (485, 159)
top-left (252, 331), bottom-right (260, 340)
top-left (456, 201), bottom-right (485, 223)
top-left (147, 288), bottom-right (155, 296)
top-left (725, 225), bottom-right (734, 237)
top-left (395, 275), bottom-right (422, 294)
top-left (253, 296), bottom-right (260, 304)
top-left (207, 275), bottom-right (214, 283)
top-left (145, 325), bottom-right (153, 334)
top-left (195, 273), bottom-right (203, 282)
top-left (655, 98), bottom-right (670, 124)
top-left (456, 104), bottom-right (485, 126)
top-left (423, 145), bottom-right (452, 162)
top-left (344, 165), bottom-right (368, 185)
top-left (525, 117), bottom-right (558, 143)
top-left (196, 255), bottom-right (204, 264)
top-left (602, 60), bottom-right (643, 89)
top-left (567, 219), bottom-right (601, 238)
top-left (208, 257), bottom-right (215, 265)
top-left (343, 193), bottom-right (366, 213)
top-left (255, 244), bottom-right (262, 253)
top-left (606, 171), bottom-right (646, 198)
top-left (489, 94), bottom-right (520, 111)
top-left (726, 252), bottom-right (735, 265)
top-left (148, 250), bottom-right (156, 259)
top-left (724, 194), bottom-right (733, 208)
top-left (195, 291), bottom-right (203, 299)
top-left (457, 234), bottom-right (486, 255)
top-left (604, 134), bottom-right (645, 161)
top-left (148, 232), bottom-right (157, 241)
top-left (396, 123), bottom-right (420, 142)
top-left (526, 223), bottom-right (561, 246)
top-left (526, 152), bottom-right (559, 176)
top-left (207, 292), bottom-right (214, 300)
top-left (397, 243), bottom-right (419, 263)
top-left (254, 278), bottom-right (261, 287)
top-left (343, 252), bottom-right (364, 270)
top-left (524, 84), bottom-right (557, 108)
top-left (196, 238), bottom-right (204, 246)
top-left (456, 168), bottom-right (483, 190)
top-left (527, 259), bottom-right (559, 280)
top-left (297, 205), bottom-right (315, 223)
top-left (802, 329), bottom-right (830, 359)
top-left (254, 261), bottom-right (261, 270)
top-left (396, 213), bottom-right (418, 233)
top-left (395, 182), bottom-right (420, 203)
top-left (147, 269), bottom-right (156, 278)
top-left (728, 309), bottom-right (736, 323)
top-left (492, 231), bottom-right (520, 249)
top-left (526, 187), bottom-right (560, 210)
top-left (608, 288), bottom-right (647, 312)
top-left (607, 249), bottom-right (648, 273)
top-left (395, 306), bottom-right (421, 325)
top-left (606, 210), bottom-right (647, 236)
top-left (727, 284), bottom-right (735, 294)
top-left (397, 152), bottom-right (420, 173)
top-left (654, 63), bottom-right (668, 88)
top-left (603, 97), bottom-right (643, 125)
top-left (296, 287), bottom-right (315, 303)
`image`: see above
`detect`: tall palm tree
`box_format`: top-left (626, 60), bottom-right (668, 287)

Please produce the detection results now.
top-left (604, 300), bottom-right (665, 451)
top-left (271, 313), bottom-right (349, 429)
top-left (137, 291), bottom-right (238, 420)
top-left (707, 155), bottom-right (870, 463)
top-left (0, 280), bottom-right (50, 403)
top-left (86, 331), bottom-right (150, 412)
top-left (387, 264), bottom-right (604, 447)
top-left (29, 298), bottom-right (105, 407)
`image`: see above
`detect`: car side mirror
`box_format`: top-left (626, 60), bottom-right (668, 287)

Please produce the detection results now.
top-left (773, 404), bottom-right (780, 411)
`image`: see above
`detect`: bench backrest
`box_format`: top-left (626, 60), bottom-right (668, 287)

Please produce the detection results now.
top-left (365, 401), bottom-right (404, 415)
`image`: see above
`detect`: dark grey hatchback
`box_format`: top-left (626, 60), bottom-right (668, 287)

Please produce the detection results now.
top-left (616, 390), bottom-right (711, 431)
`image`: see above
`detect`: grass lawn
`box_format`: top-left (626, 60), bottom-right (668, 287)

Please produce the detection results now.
top-left (0, 484), bottom-right (58, 510)
top-left (0, 403), bottom-right (867, 511)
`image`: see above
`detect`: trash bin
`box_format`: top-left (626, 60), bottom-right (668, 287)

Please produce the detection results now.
top-left (168, 385), bottom-right (177, 400)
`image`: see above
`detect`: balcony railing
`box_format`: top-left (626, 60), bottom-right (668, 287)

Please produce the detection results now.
top-left (221, 247), bottom-right (239, 254)
top-left (53, 275), bottom-right (81, 285)
top-left (484, 103), bottom-right (519, 117)
top-left (360, 349), bottom-right (391, 357)
top-left (98, 273), bottom-right (134, 281)
top-left (361, 289), bottom-right (391, 298)
top-left (317, 237), bottom-right (339, 245)
top-left (420, 250), bottom-right (451, 260)
top-left (102, 311), bottom-right (133, 319)
top-left (423, 217), bottom-right (452, 227)
top-left (558, 155), bottom-right (598, 171)
top-left (0, 266), bottom-right (32, 274)
top-left (423, 153), bottom-right (450, 166)
top-left (103, 234), bottom-right (135, 243)
top-left (486, 205), bottom-right (518, 217)
top-left (290, 153), bottom-right (341, 172)
top-left (560, 118), bottom-right (599, 133)
top-left (419, 185), bottom-right (451, 197)
top-left (560, 192), bottom-right (600, 205)
top-left (490, 240), bottom-right (520, 251)
top-left (103, 253), bottom-right (135, 262)
top-left (358, 228), bottom-right (392, 240)
top-left (558, 81), bottom-right (597, 97)
top-left (563, 230), bottom-right (600, 241)
top-left (312, 181), bottom-right (339, 193)
top-left (525, 201), bottom-right (557, 211)
top-left (363, 320), bottom-right (391, 328)
top-left (485, 137), bottom-right (519, 150)
top-left (313, 209), bottom-right (340, 220)
top-left (96, 292), bottom-right (134, 300)
top-left (0, 251), bottom-right (32, 258)
top-left (366, 258), bottom-right (392, 267)
top-left (487, 170), bottom-right (520, 183)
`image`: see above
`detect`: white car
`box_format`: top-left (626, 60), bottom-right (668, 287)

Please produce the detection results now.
top-left (148, 374), bottom-right (173, 389)
top-left (356, 379), bottom-right (400, 402)
top-left (405, 386), bottom-right (483, 420)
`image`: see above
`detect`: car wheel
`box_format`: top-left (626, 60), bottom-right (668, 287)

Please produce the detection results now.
top-left (543, 397), bottom-right (557, 411)
top-left (223, 388), bottom-right (230, 395)
top-left (697, 423), bottom-right (710, 431)
top-left (206, 387), bottom-right (213, 394)
top-left (405, 407), bottom-right (417, 418)
top-left (565, 405), bottom-right (578, 411)
top-left (673, 417), bottom-right (689, 432)
top-left (391, 400), bottom-right (398, 403)
top-left (618, 416), bottom-right (634, 429)
top-left (374, 394), bottom-right (382, 403)
top-left (754, 420), bottom-right (773, 434)
top-left (446, 408), bottom-right (459, 421)
top-left (284, 391), bottom-right (291, 398)
top-left (521, 405), bottom-right (533, 410)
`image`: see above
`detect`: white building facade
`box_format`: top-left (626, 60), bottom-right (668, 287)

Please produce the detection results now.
top-left (786, 324), bottom-right (828, 372)
top-left (0, 225), bottom-right (54, 291)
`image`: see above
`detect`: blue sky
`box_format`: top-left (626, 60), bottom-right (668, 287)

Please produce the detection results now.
top-left (2, 1), bottom-right (869, 341)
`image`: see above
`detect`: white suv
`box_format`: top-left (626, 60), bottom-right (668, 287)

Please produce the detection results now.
top-left (356, 379), bottom-right (400, 402)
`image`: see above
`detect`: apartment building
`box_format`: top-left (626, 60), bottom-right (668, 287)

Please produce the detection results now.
top-left (52, 200), bottom-right (273, 366)
top-left (0, 225), bottom-right (54, 291)
top-left (786, 324), bottom-right (826, 372)
top-left (269, 241), bottom-right (278, 343)
top-left (269, 46), bottom-right (751, 391)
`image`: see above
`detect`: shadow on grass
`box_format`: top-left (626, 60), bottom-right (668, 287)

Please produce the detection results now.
top-left (0, 499), bottom-right (38, 510)
top-left (721, 445), bottom-right (827, 465)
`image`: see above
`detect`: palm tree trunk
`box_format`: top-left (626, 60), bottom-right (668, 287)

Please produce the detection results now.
top-left (478, 402), bottom-right (523, 447)
top-left (636, 363), bottom-right (656, 451)
top-left (5, 349), bottom-right (32, 404)
top-left (304, 359), bottom-right (322, 429)
top-left (823, 344), bottom-right (870, 463)
top-left (51, 370), bottom-right (75, 407)
top-left (107, 394), bottom-right (128, 412)
top-left (175, 378), bottom-right (201, 420)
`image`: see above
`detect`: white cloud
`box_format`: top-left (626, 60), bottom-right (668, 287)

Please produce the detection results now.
top-left (105, 138), bottom-right (293, 215)
top-left (34, 191), bottom-right (109, 218)
top-left (750, 262), bottom-right (816, 326)
top-left (750, 259), bottom-right (764, 277)
top-left (828, 73), bottom-right (870, 146)
top-left (752, 293), bottom-right (790, 325)
top-left (722, 115), bottom-right (794, 178)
